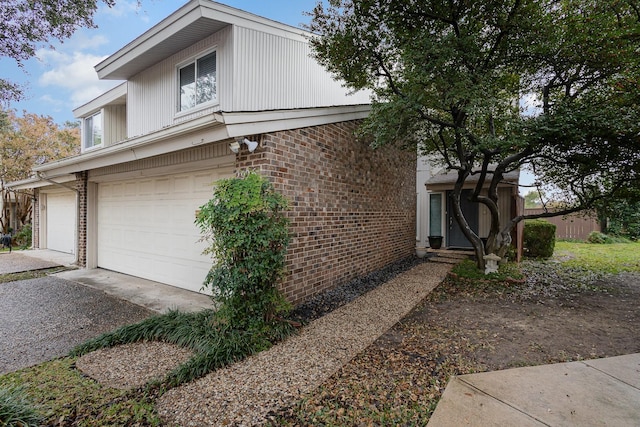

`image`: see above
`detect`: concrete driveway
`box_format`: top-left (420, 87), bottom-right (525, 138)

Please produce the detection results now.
top-left (0, 250), bottom-right (67, 274)
top-left (0, 251), bottom-right (213, 374)
top-left (0, 274), bottom-right (153, 374)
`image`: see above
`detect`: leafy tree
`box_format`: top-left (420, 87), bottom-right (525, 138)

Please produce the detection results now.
top-left (0, 109), bottom-right (80, 233)
top-left (597, 188), bottom-right (640, 240)
top-left (523, 190), bottom-right (543, 209)
top-left (308, 0), bottom-right (640, 269)
top-left (0, 0), bottom-right (117, 103)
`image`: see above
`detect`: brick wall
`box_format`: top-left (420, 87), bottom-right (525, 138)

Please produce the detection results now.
top-left (75, 171), bottom-right (88, 267)
top-left (237, 120), bottom-right (416, 304)
top-left (32, 189), bottom-right (40, 249)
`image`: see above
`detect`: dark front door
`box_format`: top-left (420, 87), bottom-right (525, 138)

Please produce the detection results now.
top-left (447, 189), bottom-right (479, 248)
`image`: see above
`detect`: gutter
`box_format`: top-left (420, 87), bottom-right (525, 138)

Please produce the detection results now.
top-left (34, 114), bottom-right (223, 175)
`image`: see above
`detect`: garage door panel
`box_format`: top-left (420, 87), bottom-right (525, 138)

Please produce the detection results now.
top-left (174, 176), bottom-right (191, 193)
top-left (97, 168), bottom-right (232, 293)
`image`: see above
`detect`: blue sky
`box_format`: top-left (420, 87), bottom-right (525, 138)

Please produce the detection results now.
top-left (2, 0), bottom-right (321, 125)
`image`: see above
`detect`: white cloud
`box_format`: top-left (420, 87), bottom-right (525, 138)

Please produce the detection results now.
top-left (36, 50), bottom-right (122, 107)
top-left (38, 51), bottom-right (106, 88)
top-left (99, 0), bottom-right (137, 16)
top-left (67, 34), bottom-right (110, 51)
top-left (39, 94), bottom-right (64, 108)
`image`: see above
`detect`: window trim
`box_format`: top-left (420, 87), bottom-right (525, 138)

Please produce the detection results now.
top-left (176, 48), bottom-right (218, 114)
top-left (83, 111), bottom-right (103, 151)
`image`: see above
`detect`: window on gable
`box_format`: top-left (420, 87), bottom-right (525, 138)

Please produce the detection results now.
top-left (179, 51), bottom-right (217, 112)
top-left (84, 111), bottom-right (102, 149)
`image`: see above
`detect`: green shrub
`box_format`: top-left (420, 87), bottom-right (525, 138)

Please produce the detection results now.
top-left (523, 219), bottom-right (556, 259)
top-left (70, 173), bottom-right (295, 389)
top-left (587, 231), bottom-right (608, 244)
top-left (0, 386), bottom-right (42, 427)
top-left (14, 224), bottom-right (32, 249)
top-left (196, 171), bottom-right (291, 330)
top-left (586, 231), bottom-right (629, 244)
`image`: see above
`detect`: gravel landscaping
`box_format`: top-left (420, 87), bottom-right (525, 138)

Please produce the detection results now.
top-left (73, 256), bottom-right (457, 426)
top-left (10, 244), bottom-right (638, 426)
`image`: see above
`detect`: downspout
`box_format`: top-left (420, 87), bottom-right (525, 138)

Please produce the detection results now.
top-left (36, 173), bottom-right (80, 265)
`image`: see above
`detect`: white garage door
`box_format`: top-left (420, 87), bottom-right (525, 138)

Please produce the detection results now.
top-left (97, 168), bottom-right (233, 293)
top-left (46, 192), bottom-right (76, 254)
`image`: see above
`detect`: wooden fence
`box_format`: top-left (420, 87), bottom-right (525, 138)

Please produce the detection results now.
top-left (524, 208), bottom-right (601, 241)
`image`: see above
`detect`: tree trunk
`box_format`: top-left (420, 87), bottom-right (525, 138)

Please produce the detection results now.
top-left (451, 173), bottom-right (486, 270)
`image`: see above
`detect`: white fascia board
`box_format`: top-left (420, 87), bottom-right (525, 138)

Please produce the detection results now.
top-left (200, 3), bottom-right (311, 41)
top-left (216, 105), bottom-right (371, 137)
top-left (73, 83), bottom-right (127, 118)
top-left (34, 115), bottom-right (227, 178)
top-left (8, 175), bottom-right (76, 190)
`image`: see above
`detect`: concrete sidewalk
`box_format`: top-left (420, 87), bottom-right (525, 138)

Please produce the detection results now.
top-left (428, 353), bottom-right (640, 426)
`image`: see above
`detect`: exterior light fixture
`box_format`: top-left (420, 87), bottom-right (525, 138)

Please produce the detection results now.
top-left (243, 138), bottom-right (259, 152)
top-left (230, 137), bottom-right (259, 153)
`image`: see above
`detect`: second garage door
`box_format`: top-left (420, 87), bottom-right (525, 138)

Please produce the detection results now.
top-left (97, 168), bottom-right (234, 293)
top-left (46, 191), bottom-right (76, 254)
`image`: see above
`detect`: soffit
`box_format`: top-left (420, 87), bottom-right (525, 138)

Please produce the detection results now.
top-left (97, 16), bottom-right (229, 80)
top-left (426, 168), bottom-right (520, 191)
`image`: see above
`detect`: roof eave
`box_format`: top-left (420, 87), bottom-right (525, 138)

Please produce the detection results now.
top-left (95, 0), bottom-right (311, 80)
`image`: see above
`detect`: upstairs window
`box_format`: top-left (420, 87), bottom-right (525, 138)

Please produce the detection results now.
top-left (179, 51), bottom-right (217, 112)
top-left (84, 111), bottom-right (102, 149)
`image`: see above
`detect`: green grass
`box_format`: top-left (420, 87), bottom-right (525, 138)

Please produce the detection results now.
top-left (0, 386), bottom-right (43, 427)
top-left (450, 258), bottom-right (524, 282)
top-left (554, 241), bottom-right (640, 274)
top-left (431, 258), bottom-right (525, 299)
top-left (0, 311), bottom-right (295, 426)
top-left (0, 358), bottom-right (160, 426)
top-left (0, 267), bottom-right (75, 284)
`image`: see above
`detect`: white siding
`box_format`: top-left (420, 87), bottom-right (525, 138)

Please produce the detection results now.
top-left (232, 26), bottom-right (370, 111)
top-left (90, 142), bottom-right (233, 180)
top-left (127, 26), bottom-right (233, 137)
top-left (103, 104), bottom-right (126, 146)
top-left (126, 24), bottom-right (370, 138)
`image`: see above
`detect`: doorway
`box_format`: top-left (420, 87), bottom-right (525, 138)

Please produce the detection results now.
top-left (446, 189), bottom-right (479, 248)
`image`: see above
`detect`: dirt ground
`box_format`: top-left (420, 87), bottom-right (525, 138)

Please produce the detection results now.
top-left (411, 270), bottom-right (640, 370)
top-left (274, 260), bottom-right (640, 425)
